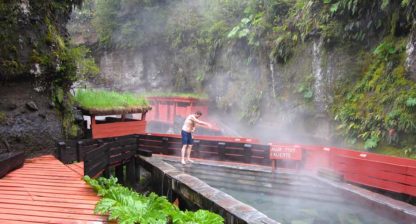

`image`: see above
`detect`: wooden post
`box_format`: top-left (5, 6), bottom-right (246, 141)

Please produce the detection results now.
top-left (115, 165), bottom-right (124, 185)
top-left (126, 158), bottom-right (136, 188)
top-left (56, 142), bottom-right (65, 161)
top-left (167, 102), bottom-right (171, 124)
top-left (173, 102), bottom-right (177, 120)
top-left (103, 169), bottom-right (110, 178)
top-left (134, 156), bottom-right (141, 191)
top-left (272, 160), bottom-right (276, 173)
top-left (103, 143), bottom-right (111, 178)
top-left (218, 142), bottom-right (226, 160)
top-left (76, 140), bottom-right (83, 162)
top-left (243, 144), bottom-right (252, 163)
top-left (193, 139), bottom-right (200, 158)
top-left (263, 146), bottom-right (270, 165)
top-left (162, 137), bottom-right (169, 155)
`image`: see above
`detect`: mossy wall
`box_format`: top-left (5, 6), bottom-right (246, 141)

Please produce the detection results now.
top-left (0, 1), bottom-right (84, 155)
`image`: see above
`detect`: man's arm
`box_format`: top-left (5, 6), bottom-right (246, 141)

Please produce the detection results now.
top-left (191, 116), bottom-right (212, 128)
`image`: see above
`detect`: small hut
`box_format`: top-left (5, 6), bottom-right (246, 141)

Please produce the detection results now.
top-left (75, 90), bottom-right (152, 139)
top-left (146, 94), bottom-right (221, 135)
top-left (146, 96), bottom-right (208, 124)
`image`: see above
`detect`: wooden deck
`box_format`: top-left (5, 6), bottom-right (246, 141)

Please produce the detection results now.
top-left (0, 155), bottom-right (109, 224)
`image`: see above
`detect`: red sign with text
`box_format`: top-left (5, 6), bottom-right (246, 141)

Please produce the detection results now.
top-left (269, 144), bottom-right (302, 160)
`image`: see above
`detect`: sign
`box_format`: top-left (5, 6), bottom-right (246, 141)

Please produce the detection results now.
top-left (269, 144), bottom-right (302, 161)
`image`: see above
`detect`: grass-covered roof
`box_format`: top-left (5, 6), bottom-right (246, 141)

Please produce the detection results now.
top-left (74, 89), bottom-right (151, 115)
top-left (145, 92), bottom-right (208, 99)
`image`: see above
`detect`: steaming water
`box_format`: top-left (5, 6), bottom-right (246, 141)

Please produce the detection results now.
top-left (172, 162), bottom-right (403, 224)
top-left (221, 188), bottom-right (396, 224)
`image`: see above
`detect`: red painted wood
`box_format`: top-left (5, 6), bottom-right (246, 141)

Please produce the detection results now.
top-left (0, 155), bottom-right (108, 223)
top-left (92, 120), bottom-right (147, 139)
top-left (147, 96), bottom-right (213, 130)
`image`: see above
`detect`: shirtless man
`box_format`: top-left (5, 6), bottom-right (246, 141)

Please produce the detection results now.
top-left (181, 111), bottom-right (211, 165)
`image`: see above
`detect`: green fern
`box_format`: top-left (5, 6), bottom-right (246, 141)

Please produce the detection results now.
top-left (364, 136), bottom-right (379, 150)
top-left (406, 97), bottom-right (416, 107)
top-left (84, 176), bottom-right (224, 224)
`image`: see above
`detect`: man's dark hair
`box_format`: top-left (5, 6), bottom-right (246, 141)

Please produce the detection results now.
top-left (195, 111), bottom-right (202, 116)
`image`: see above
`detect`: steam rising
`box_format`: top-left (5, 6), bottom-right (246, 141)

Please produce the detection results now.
top-left (70, 0), bottom-right (343, 147)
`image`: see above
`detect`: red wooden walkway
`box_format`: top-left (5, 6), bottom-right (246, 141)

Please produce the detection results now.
top-left (0, 155), bottom-right (109, 224)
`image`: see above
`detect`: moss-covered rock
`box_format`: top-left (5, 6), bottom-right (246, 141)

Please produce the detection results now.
top-left (0, 0), bottom-right (86, 155)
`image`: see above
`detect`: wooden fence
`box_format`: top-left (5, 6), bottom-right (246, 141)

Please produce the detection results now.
top-left (138, 134), bottom-right (271, 166)
top-left (56, 135), bottom-right (143, 187)
top-left (56, 134), bottom-right (416, 199)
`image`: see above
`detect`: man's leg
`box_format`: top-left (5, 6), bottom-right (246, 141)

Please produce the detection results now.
top-left (181, 144), bottom-right (187, 164)
top-left (186, 145), bottom-right (194, 163)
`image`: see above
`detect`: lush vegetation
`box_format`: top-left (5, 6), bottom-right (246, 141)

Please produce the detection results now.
top-left (0, 1), bottom-right (100, 138)
top-left (71, 0), bottom-right (416, 152)
top-left (74, 89), bottom-right (149, 111)
top-left (333, 38), bottom-right (416, 150)
top-left (84, 176), bottom-right (224, 224)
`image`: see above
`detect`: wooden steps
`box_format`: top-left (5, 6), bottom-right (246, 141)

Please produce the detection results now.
top-left (0, 155), bottom-right (110, 223)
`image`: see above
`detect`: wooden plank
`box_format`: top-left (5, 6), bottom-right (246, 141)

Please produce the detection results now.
top-left (0, 219), bottom-right (41, 224)
top-left (9, 170), bottom-right (80, 177)
top-left (0, 182), bottom-right (95, 193)
top-left (0, 203), bottom-right (97, 216)
top-left (0, 194), bottom-right (99, 205)
top-left (85, 161), bottom-right (107, 178)
top-left (139, 140), bottom-right (164, 147)
top-left (0, 198), bottom-right (96, 210)
top-left (0, 211), bottom-right (107, 222)
top-left (6, 173), bottom-right (82, 181)
top-left (0, 155), bottom-right (108, 223)
top-left (0, 190), bottom-right (100, 200)
top-left (344, 173), bottom-right (406, 193)
top-left (0, 179), bottom-right (90, 187)
top-left (66, 162), bottom-right (85, 176)
top-left (0, 186), bottom-right (96, 196)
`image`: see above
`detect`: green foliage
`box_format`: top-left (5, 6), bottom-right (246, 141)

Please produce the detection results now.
top-left (297, 75), bottom-right (315, 101)
top-left (364, 136), bottom-right (379, 150)
top-left (332, 38), bottom-right (416, 149)
top-left (54, 87), bottom-right (65, 104)
top-left (92, 1), bottom-right (120, 46)
top-left (84, 176), bottom-right (224, 224)
top-left (406, 97), bottom-right (416, 107)
top-left (74, 89), bottom-right (149, 111)
top-left (172, 210), bottom-right (224, 224)
top-left (69, 46), bottom-right (100, 80)
top-left (227, 17), bottom-right (252, 39)
top-left (323, 0), bottom-right (415, 41)
top-left (72, 0), bottom-right (416, 149)
top-left (404, 146), bottom-right (416, 158)
top-left (0, 112), bottom-right (6, 125)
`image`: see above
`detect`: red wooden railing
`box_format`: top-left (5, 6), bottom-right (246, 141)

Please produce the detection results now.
top-left (142, 134), bottom-right (416, 197)
top-left (57, 133), bottom-right (416, 198)
top-left (293, 145), bottom-right (416, 197)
